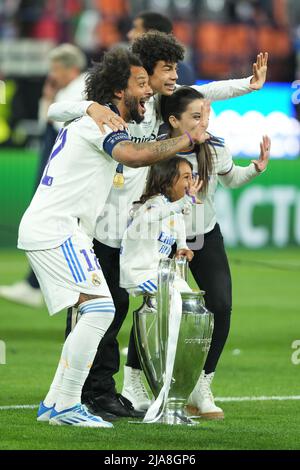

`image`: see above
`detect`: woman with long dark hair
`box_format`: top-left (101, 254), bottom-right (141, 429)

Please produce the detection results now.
top-left (123, 87), bottom-right (270, 419)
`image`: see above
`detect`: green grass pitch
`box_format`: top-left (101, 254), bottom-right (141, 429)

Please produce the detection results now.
top-left (0, 248), bottom-right (299, 450)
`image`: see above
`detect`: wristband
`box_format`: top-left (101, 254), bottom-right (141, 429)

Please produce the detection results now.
top-left (184, 131), bottom-right (194, 148)
top-left (183, 193), bottom-right (196, 205)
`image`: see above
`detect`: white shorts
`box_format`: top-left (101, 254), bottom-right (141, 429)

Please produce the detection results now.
top-left (26, 230), bottom-right (112, 315)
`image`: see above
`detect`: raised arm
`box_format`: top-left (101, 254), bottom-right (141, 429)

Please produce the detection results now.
top-left (175, 216), bottom-right (194, 261)
top-left (219, 136), bottom-right (270, 188)
top-left (112, 134), bottom-right (193, 167)
top-left (48, 100), bottom-right (93, 122)
top-left (218, 162), bottom-right (260, 189)
top-left (111, 100), bottom-right (210, 167)
top-left (48, 101), bottom-right (127, 133)
top-left (193, 52), bottom-right (268, 102)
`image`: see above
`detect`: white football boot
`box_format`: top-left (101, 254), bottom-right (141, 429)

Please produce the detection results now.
top-left (186, 371), bottom-right (224, 420)
top-left (121, 366), bottom-right (151, 412)
top-left (0, 281), bottom-right (43, 307)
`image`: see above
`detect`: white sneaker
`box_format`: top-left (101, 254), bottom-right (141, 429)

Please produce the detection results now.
top-left (0, 281), bottom-right (43, 307)
top-left (121, 366), bottom-right (151, 412)
top-left (49, 403), bottom-right (113, 428)
top-left (186, 371), bottom-right (224, 420)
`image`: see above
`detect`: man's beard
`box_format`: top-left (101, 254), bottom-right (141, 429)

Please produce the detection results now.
top-left (124, 92), bottom-right (144, 124)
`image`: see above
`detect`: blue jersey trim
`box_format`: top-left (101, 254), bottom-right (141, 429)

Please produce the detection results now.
top-left (64, 240), bottom-right (83, 283)
top-left (80, 304), bottom-right (115, 311)
top-left (208, 134), bottom-right (225, 147)
top-left (80, 303), bottom-right (115, 310)
top-left (61, 242), bottom-right (78, 283)
top-left (139, 280), bottom-right (158, 293)
top-left (218, 162), bottom-right (234, 176)
top-left (79, 301), bottom-right (115, 315)
top-left (68, 238), bottom-right (86, 281)
top-left (147, 280), bottom-right (157, 289)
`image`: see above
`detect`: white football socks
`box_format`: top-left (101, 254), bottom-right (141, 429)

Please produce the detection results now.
top-left (43, 330), bottom-right (72, 408)
top-left (44, 298), bottom-right (114, 411)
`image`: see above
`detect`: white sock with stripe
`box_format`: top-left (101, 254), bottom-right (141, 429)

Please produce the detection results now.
top-left (43, 307), bottom-right (79, 408)
top-left (54, 298), bottom-right (115, 412)
top-left (43, 331), bottom-right (72, 408)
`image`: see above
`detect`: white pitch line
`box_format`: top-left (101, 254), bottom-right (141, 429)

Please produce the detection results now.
top-left (1, 396), bottom-right (300, 411)
top-left (215, 396), bottom-right (300, 402)
top-left (0, 404), bottom-right (38, 410)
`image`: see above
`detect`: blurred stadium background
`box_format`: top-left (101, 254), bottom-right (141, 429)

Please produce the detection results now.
top-left (0, 0), bottom-right (300, 451)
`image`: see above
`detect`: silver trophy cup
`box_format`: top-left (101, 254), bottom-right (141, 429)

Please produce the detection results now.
top-left (133, 258), bottom-right (214, 425)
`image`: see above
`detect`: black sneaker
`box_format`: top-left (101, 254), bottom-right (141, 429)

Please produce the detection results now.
top-left (88, 393), bottom-right (145, 418)
top-left (82, 395), bottom-right (118, 421)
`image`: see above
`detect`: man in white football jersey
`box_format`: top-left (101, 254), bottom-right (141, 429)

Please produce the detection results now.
top-left (0, 43), bottom-right (88, 308)
top-left (18, 46), bottom-right (210, 428)
top-left (47, 31), bottom-right (268, 418)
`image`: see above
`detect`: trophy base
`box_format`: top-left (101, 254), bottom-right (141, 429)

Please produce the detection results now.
top-left (128, 406), bottom-right (199, 426)
top-left (156, 408), bottom-right (198, 426)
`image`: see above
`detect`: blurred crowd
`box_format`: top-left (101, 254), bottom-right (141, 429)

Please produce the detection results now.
top-left (1, 0), bottom-right (299, 79)
top-left (0, 0), bottom-right (299, 147)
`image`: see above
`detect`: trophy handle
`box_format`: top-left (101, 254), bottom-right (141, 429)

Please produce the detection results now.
top-left (157, 258), bottom-right (175, 374)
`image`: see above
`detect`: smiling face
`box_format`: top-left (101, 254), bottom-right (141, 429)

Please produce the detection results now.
top-left (149, 60), bottom-right (178, 95)
top-left (169, 161), bottom-right (193, 201)
top-left (116, 65), bottom-right (153, 123)
top-left (169, 98), bottom-right (204, 136)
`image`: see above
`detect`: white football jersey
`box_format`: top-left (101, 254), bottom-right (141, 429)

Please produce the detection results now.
top-left (18, 116), bottom-right (131, 251)
top-left (95, 94), bottom-right (163, 246)
top-left (120, 195), bottom-right (189, 289)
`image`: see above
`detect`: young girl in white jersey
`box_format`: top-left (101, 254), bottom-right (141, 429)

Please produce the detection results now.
top-left (120, 156), bottom-right (202, 294)
top-left (123, 86), bottom-right (271, 419)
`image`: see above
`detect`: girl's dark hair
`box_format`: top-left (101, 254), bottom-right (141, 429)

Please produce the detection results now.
top-left (85, 46), bottom-right (143, 104)
top-left (138, 156), bottom-right (192, 204)
top-left (161, 86), bottom-right (214, 194)
top-left (132, 31), bottom-right (184, 76)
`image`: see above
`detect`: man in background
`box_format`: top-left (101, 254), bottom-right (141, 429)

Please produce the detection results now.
top-left (127, 11), bottom-right (196, 86)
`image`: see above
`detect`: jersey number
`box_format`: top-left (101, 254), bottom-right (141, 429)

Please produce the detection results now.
top-left (41, 128), bottom-right (68, 186)
top-left (80, 249), bottom-right (101, 272)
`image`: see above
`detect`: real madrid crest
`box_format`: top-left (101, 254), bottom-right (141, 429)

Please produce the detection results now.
top-left (92, 273), bottom-right (102, 286)
top-left (168, 218), bottom-right (175, 228)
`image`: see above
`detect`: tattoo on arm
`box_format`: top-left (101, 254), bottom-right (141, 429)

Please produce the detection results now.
top-left (117, 135), bottom-right (187, 164)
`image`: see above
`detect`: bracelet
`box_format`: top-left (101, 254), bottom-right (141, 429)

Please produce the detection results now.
top-left (184, 131), bottom-right (194, 148)
top-left (184, 193), bottom-right (196, 204)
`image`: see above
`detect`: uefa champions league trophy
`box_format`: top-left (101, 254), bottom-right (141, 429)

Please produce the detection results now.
top-left (133, 257), bottom-right (214, 425)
